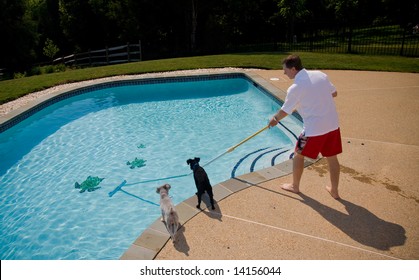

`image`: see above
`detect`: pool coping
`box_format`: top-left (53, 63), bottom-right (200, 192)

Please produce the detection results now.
top-left (0, 69), bottom-right (309, 260)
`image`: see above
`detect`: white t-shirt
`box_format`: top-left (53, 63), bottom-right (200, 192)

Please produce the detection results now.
top-left (281, 69), bottom-right (339, 136)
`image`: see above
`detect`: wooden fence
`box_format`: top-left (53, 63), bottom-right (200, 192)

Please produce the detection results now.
top-left (53, 41), bottom-right (142, 67)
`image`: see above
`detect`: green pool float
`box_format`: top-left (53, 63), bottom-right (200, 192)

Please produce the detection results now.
top-left (127, 157), bottom-right (147, 169)
top-left (75, 176), bottom-right (104, 193)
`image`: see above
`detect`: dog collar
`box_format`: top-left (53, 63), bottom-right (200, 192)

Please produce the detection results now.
top-left (192, 163), bottom-right (199, 171)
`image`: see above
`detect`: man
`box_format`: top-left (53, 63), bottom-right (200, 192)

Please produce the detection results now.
top-left (268, 54), bottom-right (342, 199)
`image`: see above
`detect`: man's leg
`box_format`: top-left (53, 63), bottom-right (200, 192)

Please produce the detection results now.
top-left (325, 155), bottom-right (340, 199)
top-left (281, 152), bottom-right (305, 193)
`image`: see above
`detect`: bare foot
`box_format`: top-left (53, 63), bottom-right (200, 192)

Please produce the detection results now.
top-left (326, 185), bottom-right (340, 199)
top-left (281, 183), bottom-right (300, 194)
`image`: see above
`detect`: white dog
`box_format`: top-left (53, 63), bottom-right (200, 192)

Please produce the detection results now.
top-left (156, 184), bottom-right (179, 243)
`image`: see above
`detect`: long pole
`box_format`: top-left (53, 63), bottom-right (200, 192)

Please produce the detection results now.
top-left (200, 125), bottom-right (269, 169)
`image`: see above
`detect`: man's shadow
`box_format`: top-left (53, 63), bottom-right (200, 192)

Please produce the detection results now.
top-left (299, 193), bottom-right (406, 250)
top-left (235, 177), bottom-right (406, 250)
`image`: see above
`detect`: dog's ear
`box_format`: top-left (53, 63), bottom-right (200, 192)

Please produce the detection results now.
top-left (195, 157), bottom-right (200, 163)
top-left (186, 159), bottom-right (191, 165)
top-left (165, 184), bottom-right (171, 190)
top-left (156, 187), bottom-right (161, 193)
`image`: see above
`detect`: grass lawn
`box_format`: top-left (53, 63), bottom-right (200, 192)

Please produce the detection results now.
top-left (1, 52), bottom-right (418, 104)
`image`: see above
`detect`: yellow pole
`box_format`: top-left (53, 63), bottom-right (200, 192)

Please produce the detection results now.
top-left (200, 125), bottom-right (270, 170)
top-left (227, 125), bottom-right (270, 153)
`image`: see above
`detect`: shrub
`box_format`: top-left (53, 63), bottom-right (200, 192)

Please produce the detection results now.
top-left (13, 72), bottom-right (27, 79)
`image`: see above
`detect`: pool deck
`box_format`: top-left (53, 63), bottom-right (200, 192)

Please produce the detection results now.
top-left (120, 69), bottom-right (419, 260)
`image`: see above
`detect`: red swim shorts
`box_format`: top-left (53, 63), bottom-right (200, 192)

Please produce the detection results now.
top-left (295, 128), bottom-right (342, 159)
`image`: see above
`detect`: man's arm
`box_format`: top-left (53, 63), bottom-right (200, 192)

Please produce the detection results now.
top-left (269, 109), bottom-right (289, 127)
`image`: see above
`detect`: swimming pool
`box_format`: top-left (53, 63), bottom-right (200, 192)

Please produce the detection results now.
top-left (0, 73), bottom-right (302, 259)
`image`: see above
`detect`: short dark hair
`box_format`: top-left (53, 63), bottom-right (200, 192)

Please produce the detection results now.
top-left (282, 55), bottom-right (303, 70)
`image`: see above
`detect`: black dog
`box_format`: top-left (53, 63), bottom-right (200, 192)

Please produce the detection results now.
top-left (187, 157), bottom-right (215, 210)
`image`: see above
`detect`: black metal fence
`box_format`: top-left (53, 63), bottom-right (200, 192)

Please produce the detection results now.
top-left (278, 23), bottom-right (419, 57)
top-left (233, 23), bottom-right (419, 57)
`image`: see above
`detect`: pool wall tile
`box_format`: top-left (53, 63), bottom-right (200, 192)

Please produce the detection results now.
top-left (182, 194), bottom-right (211, 212)
top-left (245, 72), bottom-right (287, 101)
top-left (182, 196), bottom-right (202, 210)
top-left (255, 166), bottom-right (285, 180)
top-left (212, 184), bottom-right (233, 201)
top-left (148, 218), bottom-right (171, 235)
top-left (236, 172), bottom-right (267, 185)
top-left (272, 159), bottom-right (293, 174)
top-left (218, 178), bottom-right (251, 193)
top-left (174, 202), bottom-right (200, 224)
top-left (120, 244), bottom-right (157, 260)
top-left (133, 229), bottom-right (170, 252)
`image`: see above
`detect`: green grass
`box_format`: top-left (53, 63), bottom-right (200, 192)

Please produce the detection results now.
top-left (1, 52), bottom-right (418, 104)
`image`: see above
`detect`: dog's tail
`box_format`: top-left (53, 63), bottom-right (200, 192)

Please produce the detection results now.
top-left (169, 207), bottom-right (178, 222)
top-left (168, 207), bottom-right (179, 242)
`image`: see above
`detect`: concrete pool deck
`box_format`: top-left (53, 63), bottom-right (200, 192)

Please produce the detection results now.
top-left (120, 69), bottom-right (419, 260)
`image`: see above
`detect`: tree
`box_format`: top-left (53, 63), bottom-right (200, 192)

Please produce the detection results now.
top-left (381, 0), bottom-right (419, 27)
top-left (324, 0), bottom-right (359, 24)
top-left (0, 0), bottom-right (39, 72)
top-left (277, 0), bottom-right (309, 42)
top-left (32, 0), bottom-right (69, 55)
top-left (43, 38), bottom-right (60, 61)
top-left (58, 0), bottom-right (104, 51)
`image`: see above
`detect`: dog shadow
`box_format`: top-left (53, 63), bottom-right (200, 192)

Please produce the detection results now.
top-left (173, 225), bottom-right (190, 256)
top-left (198, 194), bottom-right (223, 221)
top-left (298, 193), bottom-right (406, 250)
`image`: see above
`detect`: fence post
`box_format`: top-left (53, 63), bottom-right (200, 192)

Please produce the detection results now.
top-left (106, 46), bottom-right (109, 65)
top-left (400, 26), bottom-right (406, 56)
top-left (88, 49), bottom-right (92, 66)
top-left (347, 26), bottom-right (353, 53)
top-left (139, 40), bottom-right (142, 61)
top-left (309, 28), bottom-right (313, 52)
top-left (127, 42), bottom-right (130, 62)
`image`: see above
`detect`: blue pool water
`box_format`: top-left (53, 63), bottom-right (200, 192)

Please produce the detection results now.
top-left (0, 75), bottom-right (302, 259)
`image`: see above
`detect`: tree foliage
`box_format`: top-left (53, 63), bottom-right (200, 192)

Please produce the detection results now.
top-left (0, 0), bottom-right (417, 73)
top-left (43, 38), bottom-right (60, 60)
top-left (0, 0), bottom-right (39, 72)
